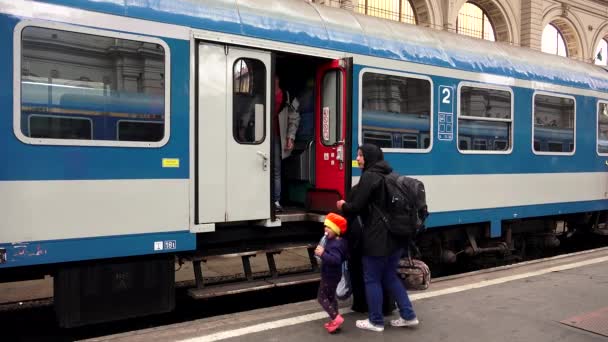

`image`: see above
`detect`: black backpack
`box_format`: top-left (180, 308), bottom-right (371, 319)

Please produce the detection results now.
top-left (375, 173), bottom-right (429, 238)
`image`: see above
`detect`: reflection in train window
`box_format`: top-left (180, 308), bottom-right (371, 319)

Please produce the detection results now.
top-left (20, 26), bottom-right (166, 144)
top-left (118, 121), bottom-right (164, 141)
top-left (494, 140), bottom-right (507, 150)
top-left (459, 138), bottom-right (470, 150)
top-left (548, 142), bottom-right (563, 152)
top-left (363, 131), bottom-right (392, 148)
top-left (29, 115), bottom-right (92, 139)
top-left (422, 135), bottom-right (430, 148)
top-left (458, 85), bottom-right (512, 152)
top-left (361, 71), bottom-right (431, 150)
top-left (533, 93), bottom-right (574, 154)
top-left (598, 102), bottom-right (608, 154)
top-left (473, 139), bottom-right (487, 150)
top-left (402, 134), bottom-right (418, 148)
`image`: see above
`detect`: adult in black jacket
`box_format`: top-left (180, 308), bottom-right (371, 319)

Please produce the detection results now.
top-left (337, 144), bottom-right (418, 332)
top-left (342, 186), bottom-right (395, 315)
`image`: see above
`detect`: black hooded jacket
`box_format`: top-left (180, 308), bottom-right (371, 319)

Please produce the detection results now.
top-left (341, 144), bottom-right (399, 257)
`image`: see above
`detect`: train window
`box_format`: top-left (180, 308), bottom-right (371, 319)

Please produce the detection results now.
top-left (321, 70), bottom-right (342, 146)
top-left (402, 134), bottom-right (418, 149)
top-left (360, 71), bottom-right (431, 152)
top-left (18, 26), bottom-right (168, 146)
top-left (363, 132), bottom-right (392, 148)
top-left (458, 85), bottom-right (512, 153)
top-left (233, 58), bottom-right (266, 144)
top-left (29, 115), bottom-right (92, 139)
top-left (597, 102), bottom-right (608, 155)
top-left (533, 93), bottom-right (575, 154)
top-left (118, 121), bottom-right (164, 142)
top-left (234, 59), bottom-right (253, 95)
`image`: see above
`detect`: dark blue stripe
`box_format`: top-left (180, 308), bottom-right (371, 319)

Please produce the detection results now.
top-left (0, 230), bottom-right (195, 268)
top-left (426, 200), bottom-right (608, 229)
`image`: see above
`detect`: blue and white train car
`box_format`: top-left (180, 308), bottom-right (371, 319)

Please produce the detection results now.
top-left (1, 0), bottom-right (608, 326)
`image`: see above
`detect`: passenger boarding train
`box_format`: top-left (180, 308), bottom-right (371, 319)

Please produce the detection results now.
top-left (1, 0), bottom-right (608, 326)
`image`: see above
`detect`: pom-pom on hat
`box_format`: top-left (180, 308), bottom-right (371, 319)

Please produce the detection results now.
top-left (324, 213), bottom-right (347, 236)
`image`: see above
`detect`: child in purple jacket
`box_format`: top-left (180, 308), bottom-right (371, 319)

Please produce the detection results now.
top-left (314, 212), bottom-right (349, 333)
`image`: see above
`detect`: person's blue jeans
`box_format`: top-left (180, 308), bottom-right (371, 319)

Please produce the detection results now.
top-left (272, 139), bottom-right (281, 203)
top-left (362, 249), bottom-right (416, 326)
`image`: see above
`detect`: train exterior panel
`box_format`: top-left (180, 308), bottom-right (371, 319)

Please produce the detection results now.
top-left (1, 0), bottom-right (607, 266)
top-left (1, 0), bottom-right (608, 326)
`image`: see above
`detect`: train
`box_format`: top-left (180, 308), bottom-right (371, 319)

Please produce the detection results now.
top-left (2, 0), bottom-right (608, 327)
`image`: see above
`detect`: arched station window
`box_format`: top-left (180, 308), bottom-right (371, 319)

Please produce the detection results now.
top-left (595, 38), bottom-right (608, 66)
top-left (541, 24), bottom-right (567, 57)
top-left (356, 0), bottom-right (417, 25)
top-left (456, 2), bottom-right (496, 41)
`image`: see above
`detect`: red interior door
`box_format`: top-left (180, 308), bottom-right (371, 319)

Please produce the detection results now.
top-left (314, 60), bottom-right (348, 201)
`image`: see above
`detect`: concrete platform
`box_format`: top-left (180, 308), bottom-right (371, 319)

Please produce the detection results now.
top-left (88, 247), bottom-right (608, 342)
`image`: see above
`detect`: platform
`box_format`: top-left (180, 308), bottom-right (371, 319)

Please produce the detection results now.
top-left (90, 247), bottom-right (608, 342)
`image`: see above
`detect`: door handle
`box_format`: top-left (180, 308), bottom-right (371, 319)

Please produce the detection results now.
top-left (257, 151), bottom-right (268, 171)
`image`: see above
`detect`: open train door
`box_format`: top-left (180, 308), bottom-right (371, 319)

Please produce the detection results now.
top-left (196, 43), bottom-right (271, 225)
top-left (309, 58), bottom-right (352, 212)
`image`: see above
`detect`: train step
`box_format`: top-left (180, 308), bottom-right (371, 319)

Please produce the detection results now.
top-left (275, 209), bottom-right (325, 223)
top-left (188, 243), bottom-right (321, 299)
top-left (187, 272), bottom-right (320, 299)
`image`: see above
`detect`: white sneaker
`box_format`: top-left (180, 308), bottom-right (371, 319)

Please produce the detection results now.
top-left (356, 319), bottom-right (384, 332)
top-left (390, 317), bottom-right (419, 327)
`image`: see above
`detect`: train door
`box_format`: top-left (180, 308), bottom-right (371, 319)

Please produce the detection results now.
top-left (311, 59), bottom-right (351, 209)
top-left (196, 43), bottom-right (271, 224)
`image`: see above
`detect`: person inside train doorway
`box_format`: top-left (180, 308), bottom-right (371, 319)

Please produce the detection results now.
top-left (337, 143), bottom-right (419, 332)
top-left (273, 75), bottom-right (301, 212)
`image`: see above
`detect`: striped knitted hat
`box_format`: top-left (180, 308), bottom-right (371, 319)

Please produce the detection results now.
top-left (324, 212), bottom-right (347, 236)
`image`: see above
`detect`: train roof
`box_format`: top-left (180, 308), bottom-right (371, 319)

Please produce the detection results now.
top-left (34, 0), bottom-right (608, 93)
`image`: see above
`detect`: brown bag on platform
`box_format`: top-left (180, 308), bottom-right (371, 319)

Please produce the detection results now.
top-left (397, 257), bottom-right (431, 291)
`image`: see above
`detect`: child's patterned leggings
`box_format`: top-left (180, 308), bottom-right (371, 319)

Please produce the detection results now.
top-left (317, 278), bottom-right (340, 319)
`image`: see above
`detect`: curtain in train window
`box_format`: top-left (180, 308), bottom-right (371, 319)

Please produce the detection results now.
top-left (232, 58), bottom-right (266, 144)
top-left (361, 72), bottom-right (431, 150)
top-left (533, 94), bottom-right (575, 153)
top-left (458, 86), bottom-right (512, 152)
top-left (598, 102), bottom-right (608, 154)
top-left (20, 26), bottom-right (166, 142)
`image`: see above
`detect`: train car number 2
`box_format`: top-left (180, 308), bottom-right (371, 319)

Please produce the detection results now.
top-left (438, 85), bottom-right (454, 141)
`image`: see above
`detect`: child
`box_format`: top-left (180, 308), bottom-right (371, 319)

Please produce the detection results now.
top-left (314, 212), bottom-right (348, 333)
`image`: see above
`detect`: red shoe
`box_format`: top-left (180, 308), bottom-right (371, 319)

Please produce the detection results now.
top-left (325, 314), bottom-right (344, 333)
